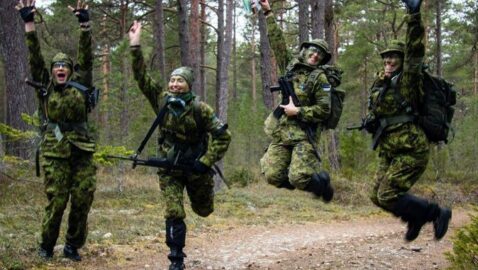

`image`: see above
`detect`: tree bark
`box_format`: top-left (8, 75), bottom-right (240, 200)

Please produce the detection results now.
top-left (0, 0), bottom-right (35, 158)
top-left (189, 0), bottom-right (201, 97)
top-left (298, 0), bottom-right (309, 44)
top-left (251, 19), bottom-right (257, 108)
top-left (199, 0), bottom-right (207, 101)
top-left (474, 48), bottom-right (477, 95)
top-left (177, 0), bottom-right (191, 66)
top-left (435, 0), bottom-right (442, 76)
top-left (153, 0), bottom-right (166, 80)
top-left (310, 0), bottom-right (324, 39)
top-left (258, 12), bottom-right (276, 110)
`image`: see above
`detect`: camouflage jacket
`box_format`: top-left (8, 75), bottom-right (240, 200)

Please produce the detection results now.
top-left (367, 13), bottom-right (429, 153)
top-left (130, 47), bottom-right (231, 167)
top-left (26, 29), bottom-right (95, 158)
top-left (265, 16), bottom-right (330, 144)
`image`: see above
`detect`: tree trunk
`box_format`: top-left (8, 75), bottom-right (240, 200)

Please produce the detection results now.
top-left (189, 0), bottom-right (201, 97)
top-left (251, 19), bottom-right (257, 108)
top-left (324, 0), bottom-right (340, 171)
top-left (178, 0), bottom-right (191, 66)
top-left (298, 0), bottom-right (309, 44)
top-left (0, 0), bottom-right (35, 158)
top-left (258, 12), bottom-right (276, 109)
top-left (153, 0), bottom-right (166, 80)
top-left (310, 0), bottom-right (324, 39)
top-left (435, 0), bottom-right (442, 76)
top-left (199, 0), bottom-right (207, 101)
top-left (232, 3), bottom-right (238, 100)
top-left (474, 48), bottom-right (478, 95)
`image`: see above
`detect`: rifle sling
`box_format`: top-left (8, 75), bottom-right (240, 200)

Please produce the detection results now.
top-left (135, 104), bottom-right (169, 156)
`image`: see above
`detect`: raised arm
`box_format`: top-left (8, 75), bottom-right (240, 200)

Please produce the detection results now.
top-left (69, 0), bottom-right (93, 87)
top-left (259, 0), bottom-right (292, 74)
top-left (17, 0), bottom-right (49, 85)
top-left (401, 0), bottom-right (425, 107)
top-left (128, 20), bottom-right (164, 113)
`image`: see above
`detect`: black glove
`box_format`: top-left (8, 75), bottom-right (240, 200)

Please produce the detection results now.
top-left (19, 6), bottom-right (35, 23)
top-left (363, 116), bottom-right (378, 134)
top-left (193, 160), bottom-right (210, 174)
top-left (401, 0), bottom-right (422, 13)
top-left (73, 8), bottom-right (89, 23)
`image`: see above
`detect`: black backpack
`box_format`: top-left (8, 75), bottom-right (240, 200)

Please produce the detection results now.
top-left (417, 71), bottom-right (456, 143)
top-left (307, 65), bottom-right (345, 130)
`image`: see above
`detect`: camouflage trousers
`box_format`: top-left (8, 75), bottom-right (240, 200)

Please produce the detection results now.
top-left (40, 147), bottom-right (96, 249)
top-left (158, 171), bottom-right (215, 220)
top-left (260, 140), bottom-right (320, 190)
top-left (370, 124), bottom-right (430, 211)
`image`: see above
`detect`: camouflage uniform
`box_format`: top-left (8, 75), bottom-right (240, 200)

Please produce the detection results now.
top-left (260, 15), bottom-right (332, 196)
top-left (130, 46), bottom-right (231, 267)
top-left (26, 28), bottom-right (96, 251)
top-left (366, 10), bottom-right (451, 241)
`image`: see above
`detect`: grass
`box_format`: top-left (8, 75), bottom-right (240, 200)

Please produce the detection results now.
top-left (0, 169), bottom-right (476, 269)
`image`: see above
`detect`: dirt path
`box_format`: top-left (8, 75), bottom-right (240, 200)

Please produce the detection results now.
top-left (52, 209), bottom-right (470, 270)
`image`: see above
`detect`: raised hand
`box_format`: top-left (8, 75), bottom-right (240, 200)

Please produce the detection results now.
top-left (401, 0), bottom-right (422, 13)
top-left (15, 0), bottom-right (36, 23)
top-left (68, 0), bottom-right (89, 24)
top-left (128, 20), bottom-right (142, 46)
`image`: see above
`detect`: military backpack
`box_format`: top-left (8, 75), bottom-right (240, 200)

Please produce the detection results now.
top-left (307, 65), bottom-right (345, 130)
top-left (416, 71), bottom-right (456, 143)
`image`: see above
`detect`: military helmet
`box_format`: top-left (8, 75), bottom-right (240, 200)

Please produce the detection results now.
top-left (170, 66), bottom-right (194, 88)
top-left (380, 40), bottom-right (405, 58)
top-left (50, 52), bottom-right (74, 71)
top-left (300, 39), bottom-right (331, 65)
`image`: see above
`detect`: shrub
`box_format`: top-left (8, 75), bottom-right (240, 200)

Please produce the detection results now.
top-left (446, 207), bottom-right (478, 269)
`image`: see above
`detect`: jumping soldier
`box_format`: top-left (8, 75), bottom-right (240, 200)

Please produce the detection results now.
top-left (257, 0), bottom-right (334, 201)
top-left (17, 0), bottom-right (98, 261)
top-left (365, 0), bottom-right (452, 241)
top-left (128, 20), bottom-right (231, 270)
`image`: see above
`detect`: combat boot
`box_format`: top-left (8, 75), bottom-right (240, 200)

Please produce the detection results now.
top-left (391, 194), bottom-right (440, 241)
top-left (168, 248), bottom-right (186, 270)
top-left (63, 243), bottom-right (81, 261)
top-left (304, 171), bottom-right (334, 203)
top-left (278, 181), bottom-right (295, 190)
top-left (166, 218), bottom-right (187, 270)
top-left (433, 207), bottom-right (452, 240)
top-left (38, 245), bottom-right (53, 260)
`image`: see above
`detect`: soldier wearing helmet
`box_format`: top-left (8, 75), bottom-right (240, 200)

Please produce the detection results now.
top-left (365, 0), bottom-right (451, 242)
top-left (257, 0), bottom-right (335, 202)
top-left (17, 0), bottom-right (97, 261)
top-left (128, 20), bottom-right (231, 270)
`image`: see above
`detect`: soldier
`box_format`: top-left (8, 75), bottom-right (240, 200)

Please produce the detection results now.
top-left (365, 0), bottom-right (452, 241)
top-left (128, 20), bottom-right (231, 270)
top-left (16, 0), bottom-right (97, 261)
top-left (257, 0), bottom-right (334, 201)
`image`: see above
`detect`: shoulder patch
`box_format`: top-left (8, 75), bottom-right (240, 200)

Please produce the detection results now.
top-left (321, 83), bottom-right (332, 92)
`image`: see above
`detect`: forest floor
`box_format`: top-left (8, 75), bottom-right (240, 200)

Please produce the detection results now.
top-left (35, 208), bottom-right (470, 270)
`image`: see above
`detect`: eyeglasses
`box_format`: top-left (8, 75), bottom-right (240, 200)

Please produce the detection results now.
top-left (53, 62), bottom-right (69, 69)
top-left (306, 46), bottom-right (321, 54)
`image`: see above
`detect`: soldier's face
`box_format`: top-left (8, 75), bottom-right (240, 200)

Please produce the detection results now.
top-left (383, 53), bottom-right (402, 77)
top-left (305, 46), bottom-right (323, 66)
top-left (168, 75), bottom-right (190, 93)
top-left (52, 62), bottom-right (71, 85)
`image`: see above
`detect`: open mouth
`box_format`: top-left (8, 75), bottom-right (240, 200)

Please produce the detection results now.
top-left (56, 72), bottom-right (67, 81)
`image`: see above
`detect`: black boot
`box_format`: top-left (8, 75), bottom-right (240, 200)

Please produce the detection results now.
top-left (38, 244), bottom-right (53, 260)
top-left (391, 194), bottom-right (440, 242)
top-left (166, 218), bottom-right (187, 270)
top-left (278, 181), bottom-right (295, 190)
top-left (304, 171), bottom-right (334, 203)
top-left (168, 247), bottom-right (186, 270)
top-left (433, 207), bottom-right (452, 240)
top-left (63, 243), bottom-right (81, 261)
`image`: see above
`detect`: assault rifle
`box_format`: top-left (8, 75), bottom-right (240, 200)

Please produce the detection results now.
top-left (106, 155), bottom-right (191, 171)
top-left (270, 74), bottom-right (321, 162)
